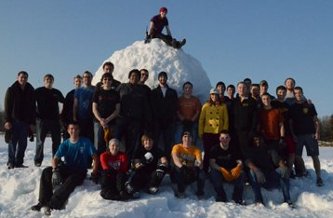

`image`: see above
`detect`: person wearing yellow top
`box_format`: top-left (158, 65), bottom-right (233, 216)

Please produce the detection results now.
top-left (170, 131), bottom-right (205, 198)
top-left (198, 88), bottom-right (229, 172)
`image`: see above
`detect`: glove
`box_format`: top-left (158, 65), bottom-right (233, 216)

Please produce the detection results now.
top-left (277, 166), bottom-right (290, 179)
top-left (253, 169), bottom-right (266, 184)
top-left (52, 168), bottom-right (63, 189)
top-left (219, 167), bottom-right (234, 182)
top-left (156, 163), bottom-right (168, 178)
top-left (230, 164), bottom-right (242, 179)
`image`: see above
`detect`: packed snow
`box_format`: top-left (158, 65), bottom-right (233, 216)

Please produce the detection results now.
top-left (0, 136), bottom-right (333, 218)
top-left (92, 39), bottom-right (211, 102)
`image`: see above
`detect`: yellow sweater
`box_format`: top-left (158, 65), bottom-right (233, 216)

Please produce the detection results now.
top-left (198, 102), bottom-right (229, 137)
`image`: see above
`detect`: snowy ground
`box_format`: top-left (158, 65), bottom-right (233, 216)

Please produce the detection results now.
top-left (0, 136), bottom-right (333, 218)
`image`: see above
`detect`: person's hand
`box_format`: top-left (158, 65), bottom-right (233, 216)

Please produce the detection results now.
top-left (219, 167), bottom-right (234, 182)
top-left (90, 171), bottom-right (99, 184)
top-left (253, 169), bottom-right (266, 184)
top-left (52, 168), bottom-right (63, 189)
top-left (231, 165), bottom-right (242, 178)
top-left (4, 122), bottom-right (12, 130)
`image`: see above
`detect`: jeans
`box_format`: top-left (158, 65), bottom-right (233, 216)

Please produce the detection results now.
top-left (7, 120), bottom-right (29, 166)
top-left (35, 119), bottom-right (61, 164)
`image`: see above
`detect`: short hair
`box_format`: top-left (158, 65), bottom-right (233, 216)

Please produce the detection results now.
top-left (43, 74), bottom-right (54, 81)
top-left (103, 61), bottom-right (114, 70)
top-left (294, 86), bottom-right (303, 93)
top-left (276, 85), bottom-right (286, 94)
top-left (237, 81), bottom-right (246, 87)
top-left (141, 134), bottom-right (153, 144)
top-left (183, 81), bottom-right (193, 89)
top-left (284, 77), bottom-right (295, 85)
top-left (109, 138), bottom-right (120, 146)
top-left (74, 74), bottom-right (82, 80)
top-left (83, 70), bottom-right (93, 78)
top-left (227, 84), bottom-right (235, 90)
top-left (101, 73), bottom-right (113, 80)
top-left (215, 81), bottom-right (226, 90)
top-left (17, 71), bottom-right (28, 77)
top-left (251, 83), bottom-right (260, 89)
top-left (220, 130), bottom-right (229, 135)
top-left (128, 69), bottom-right (140, 78)
top-left (158, 71), bottom-right (168, 79)
top-left (140, 69), bottom-right (149, 74)
top-left (67, 121), bottom-right (79, 127)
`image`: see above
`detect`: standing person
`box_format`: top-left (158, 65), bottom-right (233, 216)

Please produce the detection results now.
top-left (250, 84), bottom-right (261, 103)
top-left (170, 131), bottom-right (205, 198)
top-left (226, 84), bottom-right (235, 101)
top-left (73, 71), bottom-right (96, 143)
top-left (284, 77), bottom-right (296, 102)
top-left (245, 135), bottom-right (293, 206)
top-left (92, 73), bottom-right (120, 155)
top-left (198, 88), bottom-right (229, 172)
top-left (258, 93), bottom-right (285, 166)
top-left (96, 61), bottom-right (121, 90)
top-left (151, 71), bottom-right (178, 158)
top-left (139, 68), bottom-right (152, 97)
top-left (230, 82), bottom-right (258, 158)
top-left (99, 138), bottom-right (129, 201)
top-left (125, 134), bottom-right (168, 196)
top-left (61, 74), bottom-right (82, 140)
top-left (176, 81), bottom-right (201, 144)
top-left (146, 7), bottom-right (186, 49)
top-left (289, 87), bottom-right (323, 186)
top-left (31, 122), bottom-right (99, 215)
top-left (259, 80), bottom-right (275, 100)
top-left (209, 131), bottom-right (245, 203)
top-left (116, 69), bottom-right (152, 160)
top-left (34, 74), bottom-right (65, 167)
top-left (4, 71), bottom-right (36, 169)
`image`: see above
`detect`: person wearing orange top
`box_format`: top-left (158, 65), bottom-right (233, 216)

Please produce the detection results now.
top-left (170, 131), bottom-right (205, 198)
top-left (99, 138), bottom-right (129, 201)
top-left (198, 88), bottom-right (229, 172)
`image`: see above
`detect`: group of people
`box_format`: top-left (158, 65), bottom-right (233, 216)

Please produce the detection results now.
top-left (3, 64), bottom-right (323, 215)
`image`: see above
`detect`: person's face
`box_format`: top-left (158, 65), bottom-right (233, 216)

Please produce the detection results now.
top-left (160, 11), bottom-right (167, 18)
top-left (182, 134), bottom-right (192, 146)
top-left (210, 93), bottom-right (217, 102)
top-left (251, 86), bottom-right (260, 97)
top-left (285, 79), bottom-right (295, 90)
top-left (183, 84), bottom-right (193, 96)
top-left (129, 73), bottom-right (139, 84)
top-left (158, 75), bottom-right (167, 86)
top-left (82, 73), bottom-right (92, 85)
top-left (109, 142), bottom-right (119, 156)
top-left (277, 89), bottom-right (286, 101)
top-left (140, 70), bottom-right (148, 83)
top-left (102, 77), bottom-right (112, 87)
top-left (143, 138), bottom-right (154, 150)
top-left (219, 133), bottom-right (230, 149)
top-left (17, 73), bottom-right (28, 86)
top-left (103, 65), bottom-right (114, 74)
top-left (237, 84), bottom-right (247, 97)
top-left (260, 84), bottom-right (268, 93)
top-left (44, 77), bottom-right (53, 89)
top-left (216, 85), bottom-right (225, 95)
top-left (74, 77), bottom-right (82, 88)
top-left (67, 124), bottom-right (80, 137)
top-left (261, 95), bottom-right (271, 106)
top-left (227, 87), bottom-right (235, 97)
top-left (294, 89), bottom-right (303, 101)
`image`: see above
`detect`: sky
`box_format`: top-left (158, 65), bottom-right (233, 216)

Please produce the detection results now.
top-left (1, 0), bottom-right (332, 117)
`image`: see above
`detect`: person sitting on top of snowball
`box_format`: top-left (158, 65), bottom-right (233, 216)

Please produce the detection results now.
top-left (145, 7), bottom-right (186, 49)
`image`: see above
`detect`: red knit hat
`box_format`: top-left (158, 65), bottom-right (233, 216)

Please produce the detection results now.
top-left (160, 7), bottom-right (168, 13)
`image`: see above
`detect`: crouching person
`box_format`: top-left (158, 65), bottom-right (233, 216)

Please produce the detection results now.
top-left (99, 138), bottom-right (130, 201)
top-left (209, 130), bottom-right (245, 203)
top-left (125, 134), bottom-right (168, 196)
top-left (31, 122), bottom-right (99, 216)
top-left (170, 131), bottom-right (205, 198)
top-left (246, 135), bottom-right (293, 207)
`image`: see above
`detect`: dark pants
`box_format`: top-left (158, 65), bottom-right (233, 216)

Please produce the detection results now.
top-left (170, 166), bottom-right (205, 194)
top-left (116, 117), bottom-right (142, 160)
top-left (7, 120), bottom-right (29, 166)
top-left (35, 119), bottom-right (61, 164)
top-left (100, 171), bottom-right (127, 200)
top-left (202, 133), bottom-right (220, 172)
top-left (248, 169), bottom-right (291, 203)
top-left (152, 34), bottom-right (183, 48)
top-left (128, 167), bottom-right (165, 191)
top-left (38, 166), bottom-right (87, 209)
top-left (78, 118), bottom-right (94, 143)
top-left (209, 169), bottom-right (244, 203)
top-left (153, 122), bottom-right (176, 159)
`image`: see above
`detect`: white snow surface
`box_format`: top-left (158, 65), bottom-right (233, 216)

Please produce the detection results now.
top-left (92, 39), bottom-right (211, 102)
top-left (1, 136), bottom-right (333, 218)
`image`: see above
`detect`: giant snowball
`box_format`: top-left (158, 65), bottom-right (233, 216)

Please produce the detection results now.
top-left (92, 39), bottom-right (211, 102)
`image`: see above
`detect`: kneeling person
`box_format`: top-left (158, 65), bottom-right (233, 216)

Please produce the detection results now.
top-left (209, 131), bottom-right (245, 203)
top-left (31, 122), bottom-right (98, 215)
top-left (99, 138), bottom-right (129, 201)
top-left (125, 134), bottom-right (168, 196)
top-left (170, 131), bottom-right (205, 198)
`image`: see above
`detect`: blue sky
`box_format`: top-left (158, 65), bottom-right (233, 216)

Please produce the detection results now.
top-left (1, 0), bottom-right (332, 116)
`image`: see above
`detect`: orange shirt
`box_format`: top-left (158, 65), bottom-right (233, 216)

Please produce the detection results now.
top-left (177, 96), bottom-right (201, 121)
top-left (259, 108), bottom-right (283, 140)
top-left (171, 143), bottom-right (202, 167)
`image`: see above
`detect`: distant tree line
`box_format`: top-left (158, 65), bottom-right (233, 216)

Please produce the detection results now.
top-left (0, 109), bottom-right (332, 143)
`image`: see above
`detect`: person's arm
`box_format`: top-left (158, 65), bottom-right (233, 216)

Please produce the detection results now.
top-left (73, 97), bottom-right (78, 121)
top-left (166, 25), bottom-right (172, 36)
top-left (148, 21), bottom-right (155, 36)
top-left (51, 156), bottom-right (60, 171)
top-left (91, 154), bottom-right (99, 175)
top-left (314, 115), bottom-right (320, 140)
top-left (209, 158), bottom-right (220, 171)
top-left (105, 103), bottom-right (120, 124)
top-left (171, 150), bottom-right (183, 168)
top-left (92, 102), bottom-right (103, 123)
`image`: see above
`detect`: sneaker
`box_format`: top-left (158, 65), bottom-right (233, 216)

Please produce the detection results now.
top-left (316, 177), bottom-right (323, 187)
top-left (287, 201), bottom-right (296, 209)
top-left (42, 206), bottom-right (51, 216)
top-left (34, 162), bottom-right (42, 167)
top-left (147, 186), bottom-right (159, 194)
top-left (179, 38), bottom-right (186, 47)
top-left (31, 203), bottom-right (42, 211)
top-left (7, 163), bottom-right (14, 169)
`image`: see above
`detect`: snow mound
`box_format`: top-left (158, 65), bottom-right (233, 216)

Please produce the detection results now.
top-left (92, 39), bottom-right (211, 102)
